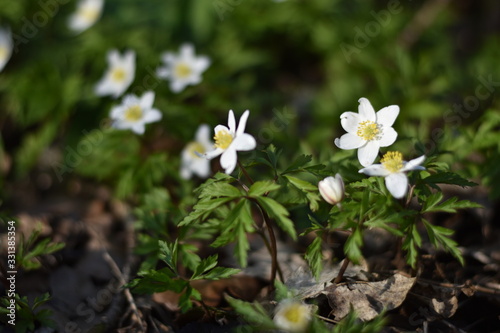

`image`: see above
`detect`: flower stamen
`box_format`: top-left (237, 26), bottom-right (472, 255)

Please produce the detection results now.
top-left (381, 151), bottom-right (403, 173)
top-left (174, 63), bottom-right (192, 79)
top-left (356, 120), bottom-right (380, 141)
top-left (186, 141), bottom-right (205, 158)
top-left (111, 67), bottom-right (126, 82)
top-left (283, 303), bottom-right (304, 323)
top-left (214, 130), bottom-right (233, 150)
top-left (81, 7), bottom-right (100, 22)
top-left (124, 105), bottom-right (143, 122)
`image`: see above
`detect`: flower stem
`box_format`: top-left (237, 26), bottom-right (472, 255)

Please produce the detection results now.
top-left (333, 257), bottom-right (350, 284)
top-left (237, 160), bottom-right (254, 185)
top-left (238, 160), bottom-right (282, 290)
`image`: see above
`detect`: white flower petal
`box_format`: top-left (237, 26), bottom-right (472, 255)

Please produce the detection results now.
top-left (192, 159), bottom-right (211, 178)
top-left (385, 173), bottom-right (408, 199)
top-left (156, 66), bottom-right (170, 78)
top-left (402, 155), bottom-right (426, 172)
top-left (358, 97), bottom-right (376, 121)
top-left (214, 125), bottom-right (229, 134)
top-left (236, 110), bottom-right (250, 136)
top-left (195, 124), bottom-right (211, 144)
top-left (378, 126), bottom-right (398, 147)
top-left (140, 91), bottom-right (155, 109)
top-left (357, 140), bottom-right (380, 167)
top-left (376, 105), bottom-right (399, 127)
top-left (334, 133), bottom-right (365, 150)
top-left (170, 80), bottom-right (186, 93)
top-left (359, 164), bottom-right (391, 177)
top-left (194, 56), bottom-right (211, 72)
top-left (228, 110), bottom-right (236, 134)
top-left (143, 109), bottom-right (162, 123)
top-left (232, 133), bottom-right (256, 151)
top-left (180, 43), bottom-right (195, 58)
top-left (131, 123), bottom-right (146, 135)
top-left (204, 148), bottom-right (223, 160)
top-left (340, 111), bottom-right (361, 133)
top-left (220, 148), bottom-right (237, 174)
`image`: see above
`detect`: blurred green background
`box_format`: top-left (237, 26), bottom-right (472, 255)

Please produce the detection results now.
top-left (1, 0), bottom-right (500, 203)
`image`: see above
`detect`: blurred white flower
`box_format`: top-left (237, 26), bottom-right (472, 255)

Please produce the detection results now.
top-left (273, 299), bottom-right (312, 333)
top-left (180, 124), bottom-right (213, 179)
top-left (318, 173), bottom-right (345, 205)
top-left (204, 110), bottom-right (256, 174)
top-left (68, 0), bottom-right (104, 33)
top-left (0, 28), bottom-right (12, 72)
top-left (95, 49), bottom-right (135, 98)
top-left (110, 91), bottom-right (162, 135)
top-left (157, 43), bottom-right (210, 93)
top-left (334, 97), bottom-right (399, 167)
top-left (359, 152), bottom-right (425, 199)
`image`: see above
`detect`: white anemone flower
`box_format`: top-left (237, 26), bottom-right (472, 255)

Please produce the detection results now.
top-left (273, 299), bottom-right (312, 333)
top-left (334, 97), bottom-right (399, 167)
top-left (204, 110), bottom-right (256, 175)
top-left (0, 28), bottom-right (13, 72)
top-left (68, 0), bottom-right (104, 33)
top-left (156, 43), bottom-right (210, 93)
top-left (359, 151), bottom-right (425, 199)
top-left (95, 49), bottom-right (135, 98)
top-left (110, 91), bottom-right (162, 135)
top-left (180, 124), bottom-right (213, 180)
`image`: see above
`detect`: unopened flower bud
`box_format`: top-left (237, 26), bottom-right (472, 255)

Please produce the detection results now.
top-left (318, 174), bottom-right (345, 205)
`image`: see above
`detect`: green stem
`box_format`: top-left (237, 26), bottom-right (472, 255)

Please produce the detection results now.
top-left (238, 160), bottom-right (281, 290)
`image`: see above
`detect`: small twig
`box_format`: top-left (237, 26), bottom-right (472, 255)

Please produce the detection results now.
top-left (333, 258), bottom-right (350, 284)
top-left (102, 251), bottom-right (145, 332)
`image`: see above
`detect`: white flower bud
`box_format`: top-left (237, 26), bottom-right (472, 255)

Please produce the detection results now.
top-left (318, 174), bottom-right (345, 205)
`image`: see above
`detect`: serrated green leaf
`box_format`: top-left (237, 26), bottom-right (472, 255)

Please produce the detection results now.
top-left (304, 236), bottom-right (324, 279)
top-left (158, 240), bottom-right (178, 274)
top-left (256, 197), bottom-right (297, 240)
top-left (199, 182), bottom-right (242, 199)
top-left (248, 180), bottom-right (281, 196)
top-left (191, 255), bottom-right (218, 279)
top-left (344, 228), bottom-right (363, 264)
top-left (128, 268), bottom-right (186, 294)
top-left (423, 172), bottom-right (477, 188)
top-left (422, 193), bottom-right (482, 213)
top-left (282, 154), bottom-right (312, 174)
top-left (198, 267), bottom-right (241, 280)
top-left (178, 197), bottom-right (234, 226)
top-left (225, 296), bottom-right (276, 329)
top-left (283, 175), bottom-right (322, 211)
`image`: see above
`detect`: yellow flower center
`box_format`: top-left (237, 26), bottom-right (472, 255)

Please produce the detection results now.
top-left (381, 151), bottom-right (404, 173)
top-left (214, 130), bottom-right (233, 150)
top-left (111, 67), bottom-right (127, 82)
top-left (0, 46), bottom-right (8, 61)
top-left (356, 120), bottom-right (380, 141)
top-left (124, 105), bottom-right (143, 122)
top-left (283, 303), bottom-right (306, 324)
top-left (80, 7), bottom-right (100, 22)
top-left (186, 141), bottom-right (205, 158)
top-left (174, 63), bottom-right (192, 79)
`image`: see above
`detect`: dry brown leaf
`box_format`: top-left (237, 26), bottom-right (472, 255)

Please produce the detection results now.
top-left (324, 273), bottom-right (416, 321)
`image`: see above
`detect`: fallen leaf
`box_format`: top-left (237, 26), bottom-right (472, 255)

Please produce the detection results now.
top-left (324, 273), bottom-right (416, 321)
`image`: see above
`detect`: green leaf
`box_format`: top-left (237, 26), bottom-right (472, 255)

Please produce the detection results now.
top-left (211, 200), bottom-right (255, 267)
top-left (422, 192), bottom-right (482, 213)
top-left (304, 236), bottom-right (324, 279)
top-left (199, 182), bottom-right (242, 199)
top-left (178, 197), bottom-right (234, 226)
top-left (423, 172), bottom-right (477, 188)
top-left (128, 268), bottom-right (186, 294)
top-left (248, 180), bottom-right (281, 196)
top-left (423, 220), bottom-right (464, 266)
top-left (191, 255), bottom-right (218, 279)
top-left (282, 154), bottom-right (312, 174)
top-left (256, 197), bottom-right (297, 240)
top-left (344, 228), bottom-right (363, 264)
top-left (225, 296), bottom-right (276, 329)
top-left (158, 240), bottom-right (179, 274)
top-left (284, 175), bottom-right (322, 211)
top-left (199, 267), bottom-right (241, 280)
